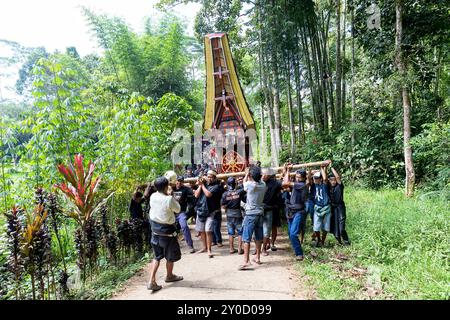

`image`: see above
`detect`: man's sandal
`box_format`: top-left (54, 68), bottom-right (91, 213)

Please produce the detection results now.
top-left (238, 264), bottom-right (253, 271)
top-left (165, 275), bottom-right (183, 283)
top-left (147, 282), bottom-right (162, 291)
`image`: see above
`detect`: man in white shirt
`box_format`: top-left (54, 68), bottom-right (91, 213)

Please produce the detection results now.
top-left (147, 177), bottom-right (183, 291)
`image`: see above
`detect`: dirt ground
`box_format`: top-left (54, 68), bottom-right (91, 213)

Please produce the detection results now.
top-left (111, 215), bottom-right (314, 300)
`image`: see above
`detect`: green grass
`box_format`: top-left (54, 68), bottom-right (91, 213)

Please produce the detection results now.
top-left (69, 255), bottom-right (150, 300)
top-left (296, 188), bottom-right (450, 300)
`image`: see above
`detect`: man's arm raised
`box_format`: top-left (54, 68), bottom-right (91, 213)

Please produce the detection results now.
top-left (194, 179), bottom-right (203, 198)
top-left (282, 163), bottom-right (294, 188)
top-left (321, 160), bottom-right (331, 182)
top-left (331, 167), bottom-right (342, 184)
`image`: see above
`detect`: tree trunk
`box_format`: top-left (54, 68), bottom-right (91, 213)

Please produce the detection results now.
top-left (350, 0), bottom-right (356, 149)
top-left (293, 48), bottom-right (305, 144)
top-left (257, 26), bottom-right (267, 157)
top-left (258, 1), bottom-right (278, 166)
top-left (308, 17), bottom-right (327, 132)
top-left (300, 25), bottom-right (319, 130)
top-left (395, 0), bottom-right (415, 197)
top-left (260, 105), bottom-right (266, 155)
top-left (335, 0), bottom-right (342, 127)
top-left (321, 11), bottom-right (335, 130)
top-left (270, 0), bottom-right (282, 155)
top-left (341, 0), bottom-right (347, 122)
top-left (271, 52), bottom-right (282, 153)
top-left (434, 46), bottom-right (443, 120)
top-left (266, 70), bottom-right (279, 166)
top-left (285, 55), bottom-right (296, 155)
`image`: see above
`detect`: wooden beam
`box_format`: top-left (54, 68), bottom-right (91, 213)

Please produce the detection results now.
top-left (184, 160), bottom-right (330, 183)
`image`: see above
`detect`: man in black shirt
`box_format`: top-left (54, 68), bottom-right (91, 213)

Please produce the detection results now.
top-left (282, 165), bottom-right (311, 261)
top-left (221, 177), bottom-right (246, 254)
top-left (262, 168), bottom-right (282, 255)
top-left (173, 176), bottom-right (196, 253)
top-left (129, 191), bottom-right (144, 220)
top-left (328, 167), bottom-right (350, 245)
top-left (194, 170), bottom-right (223, 258)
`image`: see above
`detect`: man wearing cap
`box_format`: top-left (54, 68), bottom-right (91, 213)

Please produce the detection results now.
top-left (312, 161), bottom-right (332, 247)
top-left (282, 164), bottom-right (311, 261)
top-left (194, 169), bottom-right (223, 258)
top-left (173, 176), bottom-right (196, 253)
top-left (239, 166), bottom-right (267, 270)
top-left (261, 167), bottom-right (282, 255)
top-left (164, 170), bottom-right (177, 194)
top-left (221, 177), bottom-right (246, 254)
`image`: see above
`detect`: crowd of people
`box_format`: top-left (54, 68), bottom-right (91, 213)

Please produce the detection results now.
top-left (129, 160), bottom-right (350, 291)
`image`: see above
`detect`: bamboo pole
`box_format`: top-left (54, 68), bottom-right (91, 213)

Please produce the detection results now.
top-left (183, 160), bottom-right (330, 183)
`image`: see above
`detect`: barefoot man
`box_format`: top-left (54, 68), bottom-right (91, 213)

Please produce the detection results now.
top-left (239, 166), bottom-right (267, 270)
top-left (194, 170), bottom-right (223, 258)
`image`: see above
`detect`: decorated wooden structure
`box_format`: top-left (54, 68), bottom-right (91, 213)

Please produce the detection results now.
top-left (202, 33), bottom-right (255, 173)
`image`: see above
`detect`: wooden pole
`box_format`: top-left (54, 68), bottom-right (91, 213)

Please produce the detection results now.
top-left (183, 160), bottom-right (330, 183)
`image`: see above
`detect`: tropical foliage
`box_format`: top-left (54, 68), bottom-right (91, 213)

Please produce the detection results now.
top-left (0, 1), bottom-right (448, 300)
top-left (0, 11), bottom-right (201, 300)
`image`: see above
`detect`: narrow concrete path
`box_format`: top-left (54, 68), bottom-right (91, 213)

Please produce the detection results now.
top-left (111, 215), bottom-right (312, 300)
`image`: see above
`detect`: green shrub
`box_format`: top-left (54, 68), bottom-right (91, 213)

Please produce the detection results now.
top-left (411, 121), bottom-right (450, 190)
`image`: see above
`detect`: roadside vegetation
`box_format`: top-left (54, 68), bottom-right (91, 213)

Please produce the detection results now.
top-left (297, 188), bottom-right (449, 300)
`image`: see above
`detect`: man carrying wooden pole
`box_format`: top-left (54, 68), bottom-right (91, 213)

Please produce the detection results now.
top-left (184, 160), bottom-right (331, 184)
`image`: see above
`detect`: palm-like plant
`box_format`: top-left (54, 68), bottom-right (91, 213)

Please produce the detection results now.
top-left (54, 154), bottom-right (111, 282)
top-left (54, 154), bottom-right (101, 230)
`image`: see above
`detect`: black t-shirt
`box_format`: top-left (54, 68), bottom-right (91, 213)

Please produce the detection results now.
top-left (129, 199), bottom-right (144, 220)
top-left (308, 184), bottom-right (315, 201)
top-left (173, 185), bottom-right (193, 212)
top-left (263, 177), bottom-right (282, 208)
top-left (221, 188), bottom-right (246, 210)
top-left (196, 182), bottom-right (224, 214)
top-left (330, 183), bottom-right (345, 205)
top-left (288, 181), bottom-right (307, 210)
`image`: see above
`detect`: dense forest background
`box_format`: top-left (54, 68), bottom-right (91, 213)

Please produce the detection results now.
top-left (0, 0), bottom-right (448, 300)
top-left (1, 0), bottom-right (449, 212)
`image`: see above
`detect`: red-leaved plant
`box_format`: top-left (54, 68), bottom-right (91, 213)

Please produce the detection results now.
top-left (54, 154), bottom-right (101, 230)
top-left (54, 154), bottom-right (112, 282)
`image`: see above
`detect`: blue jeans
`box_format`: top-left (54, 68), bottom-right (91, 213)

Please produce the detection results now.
top-left (212, 214), bottom-right (222, 244)
top-left (176, 212), bottom-right (193, 248)
top-left (242, 215), bottom-right (264, 243)
top-left (305, 200), bottom-right (314, 222)
top-left (287, 211), bottom-right (305, 256)
top-left (227, 217), bottom-right (243, 236)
